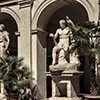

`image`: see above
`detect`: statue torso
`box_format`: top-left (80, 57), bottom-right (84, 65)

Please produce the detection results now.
top-left (57, 27), bottom-right (71, 42)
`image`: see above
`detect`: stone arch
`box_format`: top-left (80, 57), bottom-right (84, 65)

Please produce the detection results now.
top-left (32, 0), bottom-right (97, 30)
top-left (0, 7), bottom-right (20, 56)
top-left (32, 0), bottom-right (98, 98)
top-left (1, 7), bottom-right (20, 31)
top-left (75, 0), bottom-right (96, 21)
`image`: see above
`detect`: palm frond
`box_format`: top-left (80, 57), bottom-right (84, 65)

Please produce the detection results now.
top-left (71, 21), bottom-right (100, 58)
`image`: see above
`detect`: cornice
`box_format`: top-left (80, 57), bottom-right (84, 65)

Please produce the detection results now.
top-left (0, 0), bottom-right (33, 8)
top-left (18, 0), bottom-right (33, 9)
top-left (15, 31), bottom-right (20, 36)
top-left (0, 0), bottom-right (17, 6)
top-left (31, 29), bottom-right (48, 36)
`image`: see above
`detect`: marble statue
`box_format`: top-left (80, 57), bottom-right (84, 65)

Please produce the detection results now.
top-left (49, 19), bottom-right (72, 65)
top-left (49, 16), bottom-right (80, 72)
top-left (0, 24), bottom-right (10, 57)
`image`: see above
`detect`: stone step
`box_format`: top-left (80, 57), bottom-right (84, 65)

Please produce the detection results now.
top-left (42, 97), bottom-right (82, 100)
top-left (79, 93), bottom-right (100, 100)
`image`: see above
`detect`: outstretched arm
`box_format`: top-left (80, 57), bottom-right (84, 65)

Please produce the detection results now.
top-left (66, 16), bottom-right (75, 27)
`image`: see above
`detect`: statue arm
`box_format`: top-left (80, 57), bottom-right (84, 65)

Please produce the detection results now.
top-left (66, 16), bottom-right (75, 27)
top-left (49, 30), bottom-right (59, 45)
top-left (54, 30), bottom-right (59, 39)
top-left (49, 30), bottom-right (59, 38)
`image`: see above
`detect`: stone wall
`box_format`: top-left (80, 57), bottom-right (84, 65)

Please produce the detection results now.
top-left (0, 0), bottom-right (99, 98)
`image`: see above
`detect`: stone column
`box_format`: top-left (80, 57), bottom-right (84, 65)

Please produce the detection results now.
top-left (32, 29), bottom-right (47, 98)
top-left (31, 31), bottom-right (38, 82)
top-left (18, 0), bottom-right (32, 70)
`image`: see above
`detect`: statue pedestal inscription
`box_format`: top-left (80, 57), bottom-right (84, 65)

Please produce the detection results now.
top-left (46, 71), bottom-right (83, 100)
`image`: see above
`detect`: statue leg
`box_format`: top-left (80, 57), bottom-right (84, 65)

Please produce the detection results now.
top-left (58, 49), bottom-right (68, 64)
top-left (0, 43), bottom-right (4, 57)
top-left (52, 45), bottom-right (62, 65)
top-left (58, 43), bottom-right (69, 64)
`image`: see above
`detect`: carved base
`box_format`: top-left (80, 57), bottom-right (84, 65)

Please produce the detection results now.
top-left (51, 71), bottom-right (83, 97)
top-left (47, 97), bottom-right (82, 100)
top-left (49, 63), bottom-right (79, 73)
top-left (46, 71), bottom-right (83, 99)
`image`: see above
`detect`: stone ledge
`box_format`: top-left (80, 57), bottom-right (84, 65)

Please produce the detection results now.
top-left (42, 97), bottom-right (82, 100)
top-left (49, 63), bottom-right (79, 73)
top-left (85, 95), bottom-right (100, 99)
top-left (18, 0), bottom-right (32, 8)
top-left (80, 94), bottom-right (100, 100)
top-left (0, 0), bottom-right (17, 6)
top-left (45, 71), bottom-right (84, 77)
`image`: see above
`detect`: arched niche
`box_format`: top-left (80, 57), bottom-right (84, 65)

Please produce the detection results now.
top-left (45, 2), bottom-right (89, 97)
top-left (46, 0), bottom-right (89, 70)
top-left (0, 13), bottom-right (18, 55)
top-left (32, 0), bottom-right (96, 30)
top-left (32, 0), bottom-right (96, 98)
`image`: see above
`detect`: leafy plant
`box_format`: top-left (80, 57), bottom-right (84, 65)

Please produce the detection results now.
top-left (0, 56), bottom-right (32, 100)
top-left (71, 21), bottom-right (100, 95)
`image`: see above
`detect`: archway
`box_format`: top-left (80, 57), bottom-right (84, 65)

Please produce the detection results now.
top-left (0, 13), bottom-right (18, 55)
top-left (32, 0), bottom-right (96, 30)
top-left (32, 0), bottom-right (95, 98)
top-left (46, 2), bottom-right (89, 97)
top-left (46, 3), bottom-right (89, 67)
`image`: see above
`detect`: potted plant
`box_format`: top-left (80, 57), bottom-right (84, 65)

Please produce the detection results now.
top-left (70, 21), bottom-right (100, 95)
top-left (0, 56), bottom-right (32, 100)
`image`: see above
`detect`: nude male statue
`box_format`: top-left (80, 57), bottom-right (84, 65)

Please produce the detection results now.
top-left (49, 16), bottom-right (73, 65)
top-left (0, 24), bottom-right (10, 57)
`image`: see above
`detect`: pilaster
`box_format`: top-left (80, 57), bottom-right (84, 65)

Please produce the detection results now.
top-left (18, 0), bottom-right (32, 70)
top-left (31, 29), bottom-right (47, 98)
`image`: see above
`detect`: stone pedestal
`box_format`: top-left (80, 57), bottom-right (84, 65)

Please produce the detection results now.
top-left (46, 71), bottom-right (83, 100)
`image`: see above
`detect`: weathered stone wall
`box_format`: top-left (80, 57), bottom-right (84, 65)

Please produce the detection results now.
top-left (0, 0), bottom-right (99, 98)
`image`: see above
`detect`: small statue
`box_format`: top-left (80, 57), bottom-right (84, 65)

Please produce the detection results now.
top-left (0, 24), bottom-right (10, 57)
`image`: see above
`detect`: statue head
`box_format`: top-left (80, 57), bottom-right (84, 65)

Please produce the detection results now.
top-left (0, 24), bottom-right (5, 32)
top-left (59, 19), bottom-right (66, 29)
